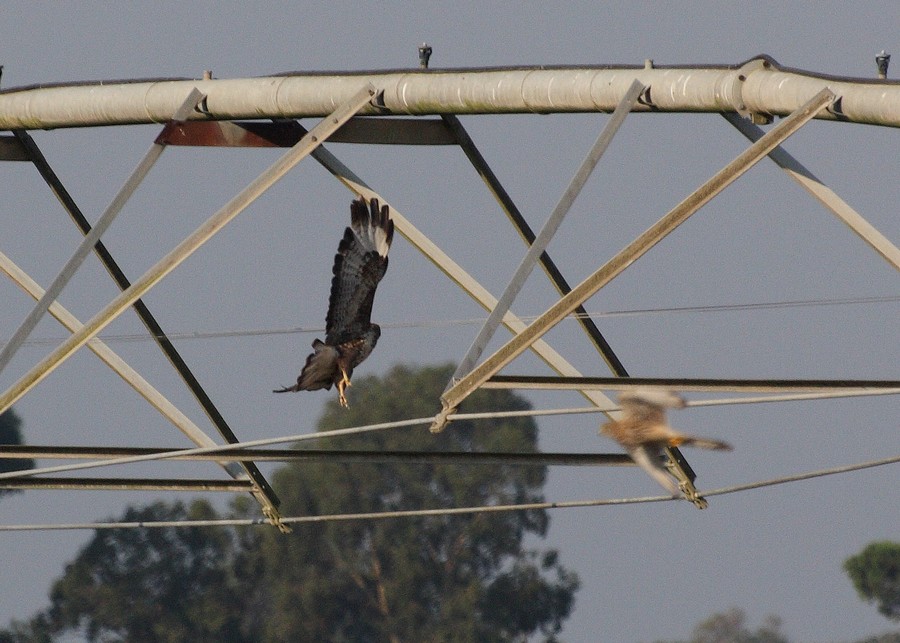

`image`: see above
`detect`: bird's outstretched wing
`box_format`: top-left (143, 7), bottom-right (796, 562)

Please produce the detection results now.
top-left (619, 389), bottom-right (685, 419)
top-left (605, 389), bottom-right (686, 448)
top-left (627, 445), bottom-right (682, 496)
top-left (325, 197), bottom-right (394, 345)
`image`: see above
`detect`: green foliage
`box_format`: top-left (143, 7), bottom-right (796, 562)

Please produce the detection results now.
top-left (0, 614), bottom-right (53, 643)
top-left (242, 363), bottom-right (578, 641)
top-left (47, 500), bottom-right (250, 642)
top-left (0, 408), bottom-right (34, 498)
top-left (4, 363), bottom-right (578, 642)
top-left (845, 542), bottom-right (900, 621)
top-left (656, 606), bottom-right (900, 643)
top-left (656, 608), bottom-right (788, 643)
top-left (852, 634), bottom-right (900, 643)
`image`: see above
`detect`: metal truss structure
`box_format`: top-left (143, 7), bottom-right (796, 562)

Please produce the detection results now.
top-left (0, 55), bottom-right (898, 524)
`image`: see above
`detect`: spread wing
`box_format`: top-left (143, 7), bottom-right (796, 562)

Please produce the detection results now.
top-left (325, 197), bottom-right (394, 345)
top-left (618, 389), bottom-right (684, 424)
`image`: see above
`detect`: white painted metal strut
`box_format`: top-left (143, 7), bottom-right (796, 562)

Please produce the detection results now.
top-left (12, 129), bottom-right (284, 512)
top-left (443, 114), bottom-right (629, 376)
top-left (0, 57), bottom-right (898, 128)
top-left (723, 112), bottom-right (900, 272)
top-left (446, 80), bottom-right (645, 391)
top-left (0, 249), bottom-right (245, 479)
top-left (0, 83), bottom-right (376, 418)
top-left (0, 88), bottom-right (205, 377)
top-left (436, 89), bottom-right (837, 420)
top-left (298, 126), bottom-right (621, 415)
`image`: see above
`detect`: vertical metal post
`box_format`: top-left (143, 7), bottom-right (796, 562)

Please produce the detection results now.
top-left (447, 80), bottom-right (645, 387)
top-left (0, 89), bottom-right (205, 375)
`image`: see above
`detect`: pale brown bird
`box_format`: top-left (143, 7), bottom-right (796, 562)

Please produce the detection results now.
top-left (600, 389), bottom-right (732, 497)
top-left (274, 197), bottom-right (394, 407)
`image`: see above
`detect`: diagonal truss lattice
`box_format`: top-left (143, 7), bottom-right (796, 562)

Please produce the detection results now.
top-left (0, 55), bottom-right (898, 526)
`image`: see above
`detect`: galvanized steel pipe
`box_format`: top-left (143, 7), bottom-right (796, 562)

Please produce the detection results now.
top-left (1, 57), bottom-right (899, 129)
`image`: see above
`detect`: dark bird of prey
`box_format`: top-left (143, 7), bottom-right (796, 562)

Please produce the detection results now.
top-left (274, 197), bottom-right (394, 407)
top-left (600, 389), bottom-right (732, 497)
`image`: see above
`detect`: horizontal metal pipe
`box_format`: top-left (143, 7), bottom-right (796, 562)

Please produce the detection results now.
top-left (1, 57), bottom-right (898, 129)
top-left (483, 375), bottom-right (900, 392)
top-left (0, 477), bottom-right (254, 492)
top-left (5, 453), bottom-right (900, 531)
top-left (0, 445), bottom-right (635, 467)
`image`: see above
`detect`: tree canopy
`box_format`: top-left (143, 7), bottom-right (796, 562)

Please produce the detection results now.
top-left (655, 606), bottom-right (900, 643)
top-left (0, 408), bottom-right (34, 500)
top-left (845, 541), bottom-right (900, 622)
top-left (655, 607), bottom-right (788, 643)
top-left (4, 363), bottom-right (578, 642)
top-left (43, 500), bottom-right (246, 642)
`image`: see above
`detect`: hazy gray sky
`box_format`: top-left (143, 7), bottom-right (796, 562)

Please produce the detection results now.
top-left (0, 2), bottom-right (897, 641)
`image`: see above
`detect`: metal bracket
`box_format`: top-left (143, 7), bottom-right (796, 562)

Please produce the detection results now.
top-left (734, 58), bottom-right (774, 125)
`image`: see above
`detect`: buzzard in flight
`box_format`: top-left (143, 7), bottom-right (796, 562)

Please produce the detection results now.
top-left (601, 389), bottom-right (732, 497)
top-left (275, 197), bottom-right (394, 407)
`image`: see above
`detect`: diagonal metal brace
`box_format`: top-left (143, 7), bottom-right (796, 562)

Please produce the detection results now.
top-left (13, 130), bottom-right (280, 522)
top-left (443, 80), bottom-right (645, 395)
top-left (0, 249), bottom-right (245, 480)
top-left (0, 83), bottom-right (375, 413)
top-left (442, 113), bottom-right (631, 377)
top-left (723, 112), bottom-right (900, 272)
top-left (0, 88), bottom-right (205, 376)
top-left (2, 83), bottom-right (377, 530)
top-left (438, 89), bottom-right (835, 417)
top-left (435, 89), bottom-right (836, 505)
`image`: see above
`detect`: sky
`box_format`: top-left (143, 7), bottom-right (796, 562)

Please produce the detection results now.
top-left (0, 2), bottom-right (898, 641)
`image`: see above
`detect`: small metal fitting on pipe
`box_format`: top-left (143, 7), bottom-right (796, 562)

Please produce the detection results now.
top-left (876, 50), bottom-right (890, 79)
top-left (418, 43), bottom-right (433, 68)
top-left (198, 70), bottom-right (213, 114)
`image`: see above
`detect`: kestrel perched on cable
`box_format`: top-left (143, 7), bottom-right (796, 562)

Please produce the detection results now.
top-left (600, 389), bottom-right (732, 498)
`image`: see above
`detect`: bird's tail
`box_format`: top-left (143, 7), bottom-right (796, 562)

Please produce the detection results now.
top-left (672, 436), bottom-right (733, 451)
